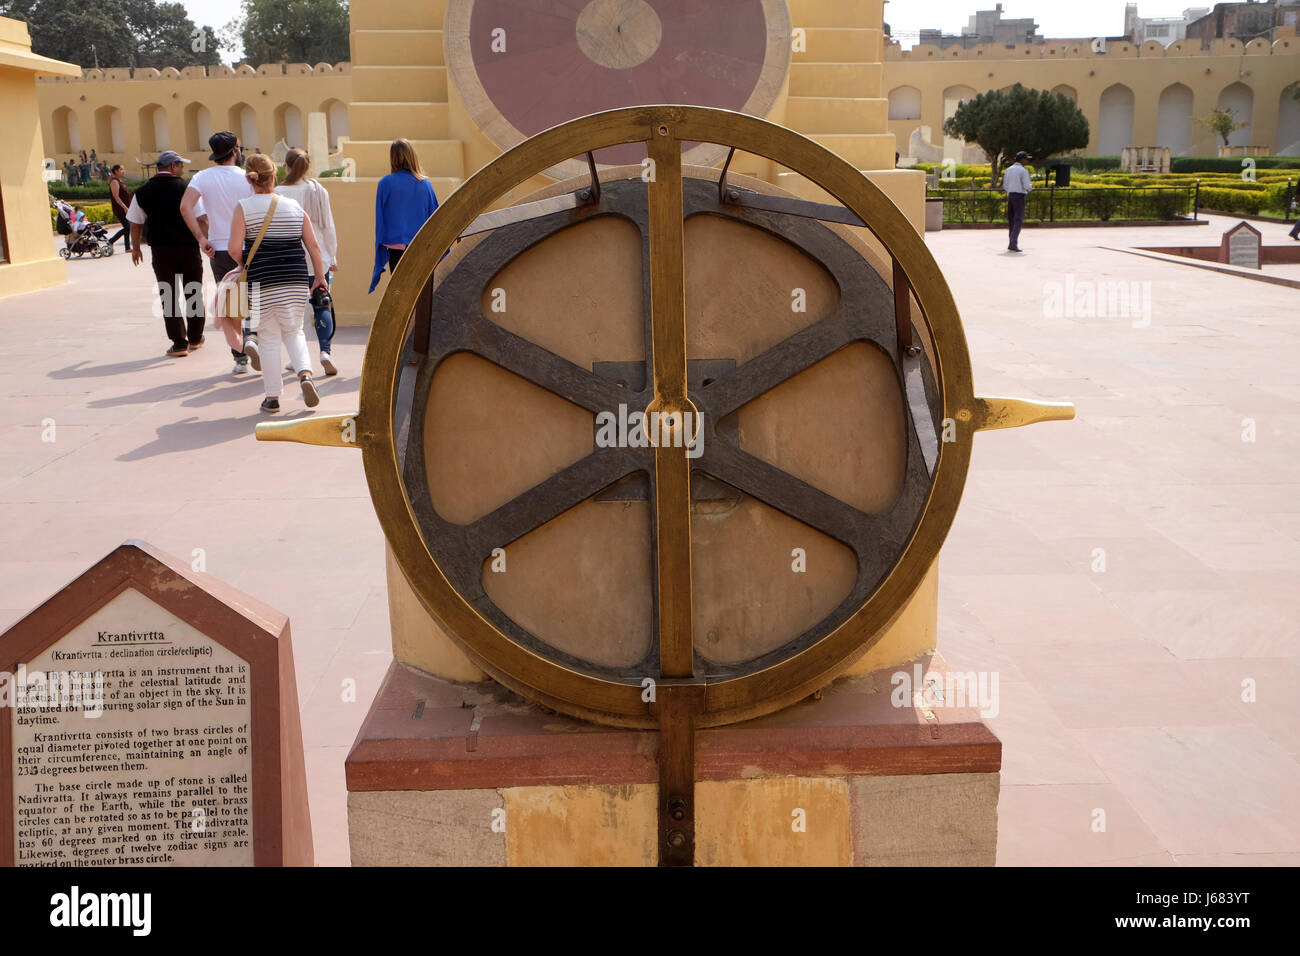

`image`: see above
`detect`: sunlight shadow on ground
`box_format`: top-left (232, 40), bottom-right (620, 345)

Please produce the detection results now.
top-left (87, 374), bottom-right (249, 408)
top-left (117, 413), bottom-right (271, 460)
top-left (180, 379), bottom-right (268, 408)
top-left (50, 357), bottom-right (170, 379)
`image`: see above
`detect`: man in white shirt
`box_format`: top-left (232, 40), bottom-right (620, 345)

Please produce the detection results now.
top-left (1002, 151), bottom-right (1033, 253)
top-left (181, 130), bottom-right (255, 373)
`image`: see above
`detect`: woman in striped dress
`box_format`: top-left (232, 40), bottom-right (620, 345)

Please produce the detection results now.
top-left (228, 154), bottom-right (328, 413)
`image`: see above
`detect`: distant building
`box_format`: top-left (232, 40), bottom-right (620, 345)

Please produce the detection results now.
top-left (917, 3), bottom-right (1040, 50)
top-left (1124, 4), bottom-right (1211, 46)
top-left (1185, 1), bottom-right (1300, 47)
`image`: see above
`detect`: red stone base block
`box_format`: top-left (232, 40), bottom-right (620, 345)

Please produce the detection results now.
top-left (345, 654), bottom-right (1001, 866)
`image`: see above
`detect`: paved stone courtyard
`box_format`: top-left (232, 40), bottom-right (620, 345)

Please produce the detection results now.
top-left (2, 215), bottom-right (1297, 865)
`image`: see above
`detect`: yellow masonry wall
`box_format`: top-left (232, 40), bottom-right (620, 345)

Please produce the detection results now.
top-left (884, 35), bottom-right (1300, 160)
top-left (0, 16), bottom-right (77, 299)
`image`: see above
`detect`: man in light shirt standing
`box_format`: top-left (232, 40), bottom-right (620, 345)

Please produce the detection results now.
top-left (181, 131), bottom-right (255, 374)
top-left (1002, 151), bottom-right (1032, 253)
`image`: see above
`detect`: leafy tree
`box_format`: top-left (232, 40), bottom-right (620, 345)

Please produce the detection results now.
top-left (1, 0), bottom-right (221, 68)
top-left (942, 84), bottom-right (1091, 186)
top-left (1197, 108), bottom-right (1248, 148)
top-left (232, 0), bottom-right (350, 65)
top-left (131, 1), bottom-right (223, 68)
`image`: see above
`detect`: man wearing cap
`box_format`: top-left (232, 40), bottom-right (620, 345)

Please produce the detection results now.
top-left (126, 151), bottom-right (207, 357)
top-left (181, 131), bottom-right (255, 374)
top-left (1002, 151), bottom-right (1033, 253)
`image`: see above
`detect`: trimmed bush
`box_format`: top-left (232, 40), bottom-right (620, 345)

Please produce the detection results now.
top-left (934, 185), bottom-right (1196, 223)
top-left (1196, 187), bottom-right (1267, 215)
top-left (1170, 157), bottom-right (1300, 174)
top-left (48, 181), bottom-right (145, 200)
top-left (1065, 156), bottom-right (1121, 171)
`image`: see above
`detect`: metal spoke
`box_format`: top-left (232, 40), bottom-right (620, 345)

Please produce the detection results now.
top-left (701, 442), bottom-right (907, 586)
top-left (464, 316), bottom-right (636, 414)
top-left (699, 309), bottom-right (859, 420)
top-left (464, 448), bottom-right (642, 558)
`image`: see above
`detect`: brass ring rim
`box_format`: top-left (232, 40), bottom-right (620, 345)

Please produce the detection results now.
top-left (362, 105), bottom-right (977, 728)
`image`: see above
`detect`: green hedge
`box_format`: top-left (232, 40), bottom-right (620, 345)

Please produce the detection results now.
top-left (1197, 182), bottom-right (1295, 215)
top-left (48, 181), bottom-right (146, 200)
top-left (1195, 186), bottom-right (1274, 215)
top-left (50, 183), bottom-right (109, 200)
top-left (913, 156), bottom-right (1299, 177)
top-left (1170, 157), bottom-right (1300, 173)
top-left (910, 162), bottom-right (994, 179)
top-left (934, 185), bottom-right (1196, 223)
top-left (1066, 156), bottom-right (1121, 171)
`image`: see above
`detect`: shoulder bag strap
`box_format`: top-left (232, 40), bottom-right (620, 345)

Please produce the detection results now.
top-left (240, 194), bottom-right (280, 280)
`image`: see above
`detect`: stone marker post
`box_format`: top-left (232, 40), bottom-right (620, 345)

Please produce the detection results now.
top-left (307, 112), bottom-right (330, 173)
top-left (0, 541), bottom-right (312, 866)
top-left (1221, 220), bottom-right (1263, 270)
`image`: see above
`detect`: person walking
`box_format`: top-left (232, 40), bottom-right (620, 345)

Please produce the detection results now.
top-left (125, 150), bottom-right (206, 358)
top-left (107, 164), bottom-right (132, 252)
top-left (1002, 151), bottom-right (1032, 253)
top-left (182, 130), bottom-right (255, 374)
top-left (369, 138), bottom-right (439, 293)
top-left (228, 153), bottom-right (328, 414)
top-left (276, 147), bottom-right (340, 375)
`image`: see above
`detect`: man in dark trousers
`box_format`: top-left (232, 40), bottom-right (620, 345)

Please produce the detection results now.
top-left (1002, 150), bottom-right (1032, 253)
top-left (126, 150), bottom-right (207, 358)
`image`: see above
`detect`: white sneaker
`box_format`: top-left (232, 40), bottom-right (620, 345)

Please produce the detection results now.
top-left (243, 338), bottom-right (261, 372)
top-left (232, 357), bottom-right (250, 375)
top-left (320, 352), bottom-right (337, 376)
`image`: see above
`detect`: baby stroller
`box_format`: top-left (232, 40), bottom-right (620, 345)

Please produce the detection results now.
top-left (56, 211), bottom-right (113, 259)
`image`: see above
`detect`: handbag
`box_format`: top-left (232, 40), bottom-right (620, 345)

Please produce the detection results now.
top-left (215, 195), bottom-right (279, 340)
top-left (210, 272), bottom-right (244, 351)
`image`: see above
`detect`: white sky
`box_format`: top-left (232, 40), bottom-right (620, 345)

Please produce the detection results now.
top-left (177, 0), bottom-right (1208, 60)
top-left (181, 0), bottom-right (242, 33)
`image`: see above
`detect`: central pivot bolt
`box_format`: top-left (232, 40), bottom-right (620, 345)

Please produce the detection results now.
top-left (643, 396), bottom-right (701, 453)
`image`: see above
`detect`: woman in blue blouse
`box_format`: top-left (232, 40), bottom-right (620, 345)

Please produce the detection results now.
top-left (369, 139), bottom-right (440, 293)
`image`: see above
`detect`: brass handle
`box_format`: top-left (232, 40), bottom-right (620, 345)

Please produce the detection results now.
top-left (254, 412), bottom-right (363, 448)
top-left (971, 396), bottom-right (1075, 432)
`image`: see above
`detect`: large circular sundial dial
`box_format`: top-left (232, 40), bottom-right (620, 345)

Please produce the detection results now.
top-left (446, 0), bottom-right (792, 175)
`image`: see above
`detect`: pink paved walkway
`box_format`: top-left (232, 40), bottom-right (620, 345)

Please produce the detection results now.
top-left (2, 216), bottom-right (1298, 865)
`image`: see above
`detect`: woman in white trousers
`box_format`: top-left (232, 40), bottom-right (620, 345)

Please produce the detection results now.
top-left (228, 154), bottom-right (328, 413)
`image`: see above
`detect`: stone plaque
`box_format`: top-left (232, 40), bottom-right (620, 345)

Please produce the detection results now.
top-left (1221, 221), bottom-right (1262, 270)
top-left (0, 542), bottom-right (312, 866)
